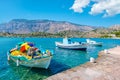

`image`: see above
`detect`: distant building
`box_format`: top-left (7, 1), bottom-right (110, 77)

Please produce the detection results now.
top-left (108, 34), bottom-right (116, 38)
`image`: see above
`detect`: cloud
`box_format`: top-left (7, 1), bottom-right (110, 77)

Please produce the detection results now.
top-left (70, 0), bottom-right (90, 13)
top-left (90, 0), bottom-right (120, 17)
top-left (70, 0), bottom-right (120, 17)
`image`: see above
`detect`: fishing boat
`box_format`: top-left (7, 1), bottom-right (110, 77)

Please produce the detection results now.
top-left (86, 39), bottom-right (102, 46)
top-left (7, 42), bottom-right (53, 69)
top-left (55, 38), bottom-right (87, 51)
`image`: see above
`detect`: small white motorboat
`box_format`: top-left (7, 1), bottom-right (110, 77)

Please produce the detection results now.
top-left (55, 38), bottom-right (87, 51)
top-left (86, 39), bottom-right (102, 46)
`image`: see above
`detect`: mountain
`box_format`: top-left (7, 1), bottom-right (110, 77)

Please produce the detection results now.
top-left (109, 24), bottom-right (120, 30)
top-left (0, 19), bottom-right (95, 34)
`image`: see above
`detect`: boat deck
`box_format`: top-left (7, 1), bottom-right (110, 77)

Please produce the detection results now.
top-left (46, 46), bottom-right (120, 80)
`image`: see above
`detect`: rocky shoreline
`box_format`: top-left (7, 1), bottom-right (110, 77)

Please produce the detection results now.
top-left (46, 46), bottom-right (120, 80)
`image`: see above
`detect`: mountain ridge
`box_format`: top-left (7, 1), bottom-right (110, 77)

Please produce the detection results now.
top-left (0, 19), bottom-right (95, 34)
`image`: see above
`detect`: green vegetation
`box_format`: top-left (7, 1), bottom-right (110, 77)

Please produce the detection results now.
top-left (100, 34), bottom-right (112, 38)
top-left (111, 30), bottom-right (120, 37)
top-left (0, 31), bottom-right (84, 38)
top-left (100, 30), bottom-right (120, 38)
top-left (0, 30), bottom-right (120, 38)
top-left (0, 32), bottom-right (56, 37)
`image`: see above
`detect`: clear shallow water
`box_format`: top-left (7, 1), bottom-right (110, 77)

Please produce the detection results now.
top-left (0, 37), bottom-right (120, 80)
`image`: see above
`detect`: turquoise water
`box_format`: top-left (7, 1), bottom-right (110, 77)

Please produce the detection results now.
top-left (0, 37), bottom-right (120, 80)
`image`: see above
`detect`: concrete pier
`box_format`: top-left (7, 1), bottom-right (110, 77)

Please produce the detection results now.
top-left (46, 46), bottom-right (120, 80)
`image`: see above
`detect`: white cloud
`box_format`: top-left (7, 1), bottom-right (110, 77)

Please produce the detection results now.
top-left (70, 0), bottom-right (120, 17)
top-left (70, 0), bottom-right (90, 13)
top-left (90, 0), bottom-right (120, 17)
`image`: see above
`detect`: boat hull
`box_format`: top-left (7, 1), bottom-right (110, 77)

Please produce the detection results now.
top-left (88, 43), bottom-right (102, 46)
top-left (10, 56), bottom-right (52, 69)
top-left (86, 39), bottom-right (102, 46)
top-left (55, 42), bottom-right (87, 51)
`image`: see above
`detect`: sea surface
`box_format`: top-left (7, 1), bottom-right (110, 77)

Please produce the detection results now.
top-left (0, 37), bottom-right (120, 80)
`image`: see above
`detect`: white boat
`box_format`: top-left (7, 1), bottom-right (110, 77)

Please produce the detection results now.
top-left (86, 39), bottom-right (102, 46)
top-left (55, 38), bottom-right (87, 51)
top-left (7, 42), bottom-right (53, 69)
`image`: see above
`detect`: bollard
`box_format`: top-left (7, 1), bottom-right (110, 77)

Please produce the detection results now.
top-left (104, 49), bottom-right (109, 54)
top-left (90, 57), bottom-right (95, 63)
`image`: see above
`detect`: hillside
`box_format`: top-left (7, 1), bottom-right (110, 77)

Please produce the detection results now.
top-left (0, 19), bottom-right (120, 38)
top-left (0, 19), bottom-right (94, 34)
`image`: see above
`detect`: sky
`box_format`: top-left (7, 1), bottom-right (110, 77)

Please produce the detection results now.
top-left (0, 0), bottom-right (120, 27)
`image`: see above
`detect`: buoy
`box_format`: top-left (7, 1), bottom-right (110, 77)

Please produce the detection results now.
top-left (7, 52), bottom-right (10, 61)
top-left (90, 57), bottom-right (95, 63)
top-left (16, 59), bottom-right (19, 66)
